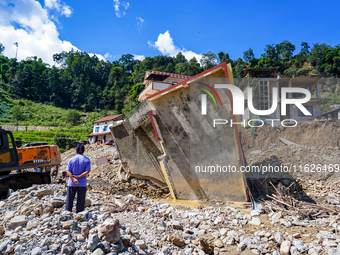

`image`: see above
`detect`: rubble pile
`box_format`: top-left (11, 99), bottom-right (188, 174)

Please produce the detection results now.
top-left (257, 182), bottom-right (340, 220)
top-left (246, 145), bottom-right (339, 173)
top-left (57, 144), bottom-right (166, 199)
top-left (58, 144), bottom-right (119, 175)
top-left (1, 184), bottom-right (340, 254)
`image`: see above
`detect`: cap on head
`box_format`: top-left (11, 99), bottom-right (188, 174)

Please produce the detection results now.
top-left (76, 143), bottom-right (85, 154)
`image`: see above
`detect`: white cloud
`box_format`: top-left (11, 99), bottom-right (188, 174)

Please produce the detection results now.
top-left (133, 54), bottom-right (145, 61)
top-left (44, 0), bottom-right (73, 17)
top-left (149, 30), bottom-right (202, 62)
top-left (0, 0), bottom-right (105, 66)
top-left (89, 53), bottom-right (106, 61)
top-left (103, 52), bottom-right (113, 60)
top-left (113, 0), bottom-right (129, 18)
top-left (136, 17), bottom-right (145, 30)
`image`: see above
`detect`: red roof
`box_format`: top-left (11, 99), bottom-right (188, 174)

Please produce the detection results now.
top-left (93, 114), bottom-right (123, 123)
top-left (147, 71), bottom-right (191, 80)
top-left (87, 131), bottom-right (111, 137)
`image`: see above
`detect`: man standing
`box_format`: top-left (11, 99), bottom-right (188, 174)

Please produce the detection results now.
top-left (65, 143), bottom-right (91, 213)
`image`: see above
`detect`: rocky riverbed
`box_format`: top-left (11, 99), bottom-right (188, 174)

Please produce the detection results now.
top-left (0, 183), bottom-right (340, 255)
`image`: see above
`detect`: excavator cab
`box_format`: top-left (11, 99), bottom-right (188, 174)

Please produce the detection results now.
top-left (0, 127), bottom-right (18, 173)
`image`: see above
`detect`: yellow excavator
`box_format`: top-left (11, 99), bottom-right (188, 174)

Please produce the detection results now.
top-left (0, 127), bottom-right (61, 197)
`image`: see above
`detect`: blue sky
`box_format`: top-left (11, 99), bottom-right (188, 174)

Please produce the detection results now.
top-left (0, 0), bottom-right (339, 65)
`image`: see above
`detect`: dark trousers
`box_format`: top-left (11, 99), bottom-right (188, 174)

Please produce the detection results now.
top-left (65, 186), bottom-right (87, 213)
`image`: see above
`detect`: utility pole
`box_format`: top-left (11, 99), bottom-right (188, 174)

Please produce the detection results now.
top-left (14, 42), bottom-right (18, 59)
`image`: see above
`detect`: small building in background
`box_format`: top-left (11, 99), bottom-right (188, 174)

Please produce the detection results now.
top-left (241, 67), bottom-right (329, 124)
top-left (138, 71), bottom-right (191, 102)
top-left (87, 114), bottom-right (124, 144)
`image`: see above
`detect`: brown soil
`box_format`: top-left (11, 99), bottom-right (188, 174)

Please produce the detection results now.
top-left (240, 120), bottom-right (340, 157)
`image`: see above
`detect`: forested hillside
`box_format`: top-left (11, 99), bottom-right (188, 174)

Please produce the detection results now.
top-left (0, 40), bottom-right (340, 117)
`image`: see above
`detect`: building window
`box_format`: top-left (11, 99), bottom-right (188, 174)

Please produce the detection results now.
top-left (298, 106), bottom-right (313, 116)
top-left (259, 80), bottom-right (269, 110)
top-left (103, 125), bottom-right (108, 132)
top-left (95, 127), bottom-right (100, 133)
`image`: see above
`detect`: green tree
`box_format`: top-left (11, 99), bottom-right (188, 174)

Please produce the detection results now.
top-left (65, 110), bottom-right (81, 126)
top-left (309, 43), bottom-right (331, 74)
top-left (53, 133), bottom-right (75, 152)
top-left (200, 51), bottom-right (217, 70)
top-left (276, 40), bottom-right (295, 61)
top-left (262, 44), bottom-right (277, 62)
top-left (243, 48), bottom-right (255, 62)
top-left (12, 105), bottom-right (23, 131)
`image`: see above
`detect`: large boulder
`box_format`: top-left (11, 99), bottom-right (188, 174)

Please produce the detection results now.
top-left (98, 219), bottom-right (120, 244)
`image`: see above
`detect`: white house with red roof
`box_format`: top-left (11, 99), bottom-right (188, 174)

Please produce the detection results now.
top-left (87, 114), bottom-right (124, 144)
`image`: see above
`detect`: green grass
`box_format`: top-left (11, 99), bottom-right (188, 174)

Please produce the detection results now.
top-left (0, 88), bottom-right (116, 130)
top-left (0, 89), bottom-right (115, 147)
top-left (320, 91), bottom-right (340, 113)
top-left (11, 127), bottom-right (90, 145)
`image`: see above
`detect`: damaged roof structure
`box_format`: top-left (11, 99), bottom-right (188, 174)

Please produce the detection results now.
top-left (110, 63), bottom-right (249, 202)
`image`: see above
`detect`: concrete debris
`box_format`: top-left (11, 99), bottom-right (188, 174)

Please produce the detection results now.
top-left (0, 182), bottom-right (338, 254)
top-left (279, 137), bottom-right (300, 146)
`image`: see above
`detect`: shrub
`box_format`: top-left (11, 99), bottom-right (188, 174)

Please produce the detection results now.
top-left (64, 110), bottom-right (81, 126)
top-left (53, 133), bottom-right (76, 151)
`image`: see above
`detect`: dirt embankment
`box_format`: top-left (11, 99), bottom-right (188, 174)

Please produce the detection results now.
top-left (241, 120), bottom-right (340, 183)
top-left (241, 120), bottom-right (340, 157)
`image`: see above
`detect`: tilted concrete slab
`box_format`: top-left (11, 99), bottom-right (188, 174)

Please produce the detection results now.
top-left (111, 63), bottom-right (248, 201)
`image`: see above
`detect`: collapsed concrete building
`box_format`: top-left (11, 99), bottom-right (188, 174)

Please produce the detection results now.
top-left (110, 63), bottom-right (249, 202)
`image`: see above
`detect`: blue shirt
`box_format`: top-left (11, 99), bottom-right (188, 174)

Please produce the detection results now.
top-left (67, 154), bottom-right (91, 187)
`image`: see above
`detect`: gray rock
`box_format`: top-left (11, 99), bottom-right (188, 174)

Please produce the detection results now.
top-left (214, 239), bottom-right (224, 248)
top-left (31, 247), bottom-right (42, 255)
top-left (271, 211), bottom-right (283, 221)
top-left (51, 197), bottom-right (66, 207)
top-left (10, 232), bottom-right (19, 241)
top-left (91, 248), bottom-right (104, 255)
top-left (249, 217), bottom-right (261, 226)
top-left (323, 240), bottom-right (337, 247)
top-left (135, 240), bottom-right (146, 251)
top-left (4, 245), bottom-right (14, 254)
top-left (274, 232), bottom-right (285, 244)
top-left (33, 188), bottom-right (53, 197)
top-left (87, 234), bottom-right (100, 251)
top-left (326, 248), bottom-right (339, 255)
top-left (7, 215), bottom-right (28, 230)
top-left (242, 236), bottom-right (260, 249)
top-left (101, 241), bottom-right (111, 253)
top-left (60, 241), bottom-right (75, 255)
top-left (280, 240), bottom-right (291, 255)
top-left (294, 240), bottom-right (307, 253)
top-left (171, 220), bottom-right (183, 230)
top-left (290, 246), bottom-right (299, 255)
top-left (26, 219), bottom-right (40, 230)
top-left (0, 240), bottom-right (8, 252)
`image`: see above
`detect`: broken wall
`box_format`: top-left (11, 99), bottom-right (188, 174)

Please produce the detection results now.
top-left (111, 64), bottom-right (248, 201)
